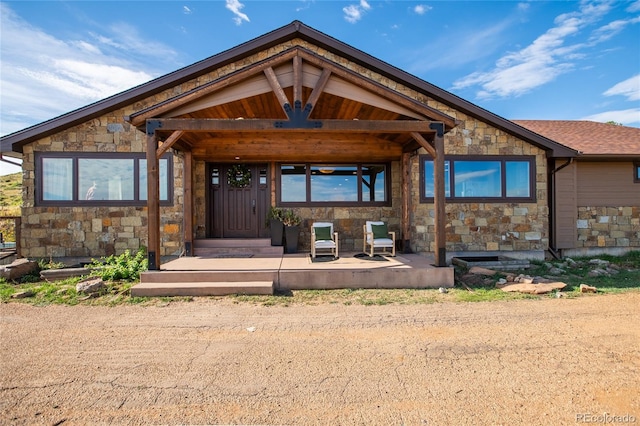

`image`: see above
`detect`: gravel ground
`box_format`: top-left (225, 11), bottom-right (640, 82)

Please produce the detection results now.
top-left (1, 293), bottom-right (639, 425)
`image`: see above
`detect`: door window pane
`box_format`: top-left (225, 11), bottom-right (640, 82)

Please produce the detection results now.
top-left (42, 158), bottom-right (73, 200)
top-left (454, 161), bottom-right (501, 197)
top-left (281, 165), bottom-right (307, 202)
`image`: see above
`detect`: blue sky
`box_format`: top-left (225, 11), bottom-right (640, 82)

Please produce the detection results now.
top-left (1, 0), bottom-right (639, 175)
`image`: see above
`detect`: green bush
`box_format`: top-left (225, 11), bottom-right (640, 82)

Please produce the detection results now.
top-left (89, 248), bottom-right (148, 282)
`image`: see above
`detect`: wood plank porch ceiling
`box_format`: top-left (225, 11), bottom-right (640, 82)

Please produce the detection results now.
top-left (138, 47), bottom-right (456, 162)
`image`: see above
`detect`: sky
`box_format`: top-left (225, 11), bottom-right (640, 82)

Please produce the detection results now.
top-left (1, 0), bottom-right (639, 176)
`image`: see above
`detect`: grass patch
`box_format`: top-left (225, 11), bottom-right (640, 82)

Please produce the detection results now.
top-left (2, 251), bottom-right (638, 306)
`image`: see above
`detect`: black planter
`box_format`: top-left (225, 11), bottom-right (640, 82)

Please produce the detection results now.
top-left (269, 219), bottom-right (284, 246)
top-left (284, 225), bottom-right (300, 253)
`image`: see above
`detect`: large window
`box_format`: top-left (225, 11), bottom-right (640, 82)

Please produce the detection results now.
top-left (279, 163), bottom-right (389, 206)
top-left (36, 153), bottom-right (173, 206)
top-left (420, 155), bottom-right (535, 202)
top-left (634, 162), bottom-right (640, 183)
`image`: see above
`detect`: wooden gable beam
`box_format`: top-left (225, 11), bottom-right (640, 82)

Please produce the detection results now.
top-left (156, 130), bottom-right (184, 158)
top-left (411, 132), bottom-right (436, 158)
top-left (129, 49), bottom-right (299, 127)
top-left (264, 67), bottom-right (291, 116)
top-left (293, 55), bottom-right (302, 105)
top-left (305, 68), bottom-right (332, 118)
top-left (297, 49), bottom-right (457, 129)
top-left (148, 118), bottom-right (437, 133)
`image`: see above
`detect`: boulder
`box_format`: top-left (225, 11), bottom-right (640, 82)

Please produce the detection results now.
top-left (497, 281), bottom-right (566, 294)
top-left (76, 277), bottom-right (106, 295)
top-left (0, 258), bottom-right (38, 281)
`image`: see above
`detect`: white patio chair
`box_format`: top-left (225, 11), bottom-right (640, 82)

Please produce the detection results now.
top-left (311, 222), bottom-right (339, 259)
top-left (363, 221), bottom-right (396, 257)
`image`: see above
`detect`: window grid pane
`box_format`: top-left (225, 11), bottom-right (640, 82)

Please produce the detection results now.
top-left (454, 161), bottom-right (501, 197)
top-left (79, 158), bottom-right (134, 201)
top-left (310, 165), bottom-right (358, 202)
top-left (362, 165), bottom-right (386, 202)
top-left (42, 158), bottom-right (73, 201)
top-left (281, 165), bottom-right (307, 202)
top-left (506, 161), bottom-right (530, 197)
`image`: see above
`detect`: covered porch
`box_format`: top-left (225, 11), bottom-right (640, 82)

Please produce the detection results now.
top-left (129, 46), bottom-right (457, 272)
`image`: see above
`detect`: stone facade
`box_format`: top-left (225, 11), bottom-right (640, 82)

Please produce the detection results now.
top-left (576, 206), bottom-right (640, 250)
top-left (18, 37), bottom-right (550, 259)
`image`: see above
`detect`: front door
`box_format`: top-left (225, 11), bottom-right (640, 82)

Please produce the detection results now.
top-left (207, 163), bottom-right (269, 238)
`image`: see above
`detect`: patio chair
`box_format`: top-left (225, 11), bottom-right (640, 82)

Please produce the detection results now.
top-left (363, 221), bottom-right (396, 257)
top-left (311, 222), bottom-right (339, 259)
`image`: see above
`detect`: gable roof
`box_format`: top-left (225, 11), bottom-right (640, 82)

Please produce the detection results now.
top-left (1, 21), bottom-right (578, 158)
top-left (513, 120), bottom-right (640, 158)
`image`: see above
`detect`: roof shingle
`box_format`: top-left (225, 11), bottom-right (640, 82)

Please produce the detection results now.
top-left (513, 120), bottom-right (640, 156)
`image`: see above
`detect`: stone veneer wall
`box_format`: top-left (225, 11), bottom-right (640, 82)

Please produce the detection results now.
top-left (20, 120), bottom-right (186, 259)
top-left (19, 37), bottom-right (550, 258)
top-left (576, 206), bottom-right (640, 250)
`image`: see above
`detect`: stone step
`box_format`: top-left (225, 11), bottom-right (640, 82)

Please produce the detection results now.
top-left (193, 246), bottom-right (284, 256)
top-left (130, 281), bottom-right (274, 297)
top-left (140, 269), bottom-right (278, 284)
top-left (194, 238), bottom-right (273, 248)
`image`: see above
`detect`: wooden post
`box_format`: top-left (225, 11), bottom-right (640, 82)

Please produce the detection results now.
top-left (401, 152), bottom-right (411, 253)
top-left (183, 151), bottom-right (193, 256)
top-left (146, 125), bottom-right (161, 270)
top-left (431, 123), bottom-right (447, 267)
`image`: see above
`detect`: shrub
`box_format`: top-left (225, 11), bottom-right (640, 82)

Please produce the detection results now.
top-left (89, 248), bottom-right (148, 282)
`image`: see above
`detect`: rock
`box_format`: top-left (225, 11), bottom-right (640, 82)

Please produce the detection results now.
top-left (497, 278), bottom-right (507, 285)
top-left (580, 284), bottom-right (597, 293)
top-left (0, 258), bottom-right (38, 281)
top-left (11, 290), bottom-right (35, 299)
top-left (565, 258), bottom-right (578, 268)
top-left (41, 268), bottom-right (91, 282)
top-left (588, 268), bottom-right (609, 277)
top-left (498, 282), bottom-right (566, 294)
top-left (548, 267), bottom-right (566, 275)
top-left (589, 259), bottom-right (610, 267)
top-left (438, 287), bottom-right (448, 293)
top-left (76, 277), bottom-right (106, 295)
top-left (468, 266), bottom-right (498, 276)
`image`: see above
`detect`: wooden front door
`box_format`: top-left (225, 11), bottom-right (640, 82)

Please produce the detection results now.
top-left (208, 164), bottom-right (269, 238)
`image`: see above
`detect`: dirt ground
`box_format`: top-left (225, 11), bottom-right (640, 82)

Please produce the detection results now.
top-left (1, 293), bottom-right (639, 426)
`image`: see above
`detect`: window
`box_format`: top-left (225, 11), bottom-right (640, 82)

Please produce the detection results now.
top-left (36, 153), bottom-right (173, 206)
top-left (279, 163), bottom-right (389, 206)
top-left (634, 162), bottom-right (640, 183)
top-left (420, 155), bottom-right (535, 202)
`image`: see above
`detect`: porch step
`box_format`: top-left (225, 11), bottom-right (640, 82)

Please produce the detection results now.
top-left (193, 239), bottom-right (283, 256)
top-left (141, 270), bottom-right (279, 284)
top-left (130, 281), bottom-right (274, 297)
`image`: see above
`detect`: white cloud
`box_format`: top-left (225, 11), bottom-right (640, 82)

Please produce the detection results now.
top-left (626, 0), bottom-right (640, 12)
top-left (183, 6), bottom-right (192, 15)
top-left (343, 0), bottom-right (371, 24)
top-left (452, 0), bottom-right (615, 99)
top-left (590, 16), bottom-right (640, 43)
top-left (414, 5), bottom-right (431, 15)
top-left (0, 3), bottom-right (175, 136)
top-left (581, 108), bottom-right (640, 125)
top-left (226, 0), bottom-right (250, 25)
top-left (604, 74), bottom-right (640, 101)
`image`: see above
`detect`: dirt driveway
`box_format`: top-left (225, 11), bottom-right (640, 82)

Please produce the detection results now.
top-left (1, 293), bottom-right (639, 425)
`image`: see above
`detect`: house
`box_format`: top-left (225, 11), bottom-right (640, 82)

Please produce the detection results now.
top-left (513, 120), bottom-right (640, 258)
top-left (1, 21), bottom-right (592, 271)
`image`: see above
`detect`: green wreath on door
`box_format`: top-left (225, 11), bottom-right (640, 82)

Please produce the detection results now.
top-left (227, 164), bottom-right (251, 188)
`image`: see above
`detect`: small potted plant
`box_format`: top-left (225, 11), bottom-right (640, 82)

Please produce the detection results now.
top-left (282, 209), bottom-right (302, 253)
top-left (266, 206), bottom-right (285, 246)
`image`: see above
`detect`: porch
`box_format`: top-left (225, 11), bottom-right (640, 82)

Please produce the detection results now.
top-left (131, 239), bottom-right (454, 297)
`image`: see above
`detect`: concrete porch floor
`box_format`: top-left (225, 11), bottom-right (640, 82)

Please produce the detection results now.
top-left (132, 252), bottom-right (454, 297)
